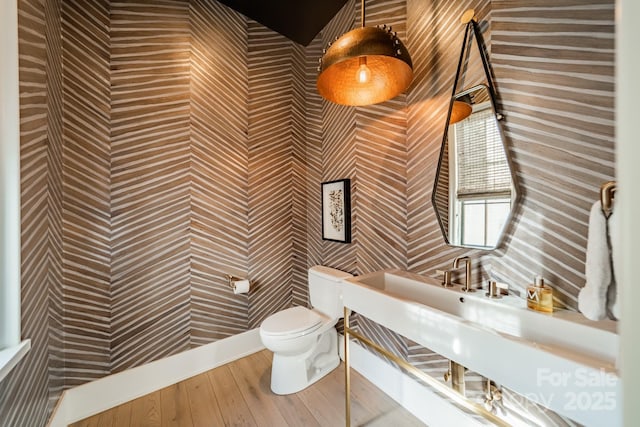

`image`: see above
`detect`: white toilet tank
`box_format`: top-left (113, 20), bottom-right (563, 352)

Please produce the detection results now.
top-left (309, 266), bottom-right (353, 319)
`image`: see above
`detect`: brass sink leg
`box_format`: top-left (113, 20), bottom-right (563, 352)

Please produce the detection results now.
top-left (484, 378), bottom-right (503, 411)
top-left (344, 307), bottom-right (351, 427)
top-left (444, 360), bottom-right (466, 395)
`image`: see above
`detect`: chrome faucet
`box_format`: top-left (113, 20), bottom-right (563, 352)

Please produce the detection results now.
top-left (453, 256), bottom-right (475, 292)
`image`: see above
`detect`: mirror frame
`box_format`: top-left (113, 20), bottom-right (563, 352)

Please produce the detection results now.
top-left (431, 11), bottom-right (520, 250)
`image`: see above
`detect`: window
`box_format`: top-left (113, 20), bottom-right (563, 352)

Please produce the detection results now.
top-left (449, 101), bottom-right (513, 247)
top-left (459, 198), bottom-right (511, 247)
top-left (0, 0), bottom-right (30, 383)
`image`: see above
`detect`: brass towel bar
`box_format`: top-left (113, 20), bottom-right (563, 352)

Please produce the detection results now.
top-left (343, 308), bottom-right (510, 427)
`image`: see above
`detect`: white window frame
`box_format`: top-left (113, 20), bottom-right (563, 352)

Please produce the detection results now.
top-left (448, 100), bottom-right (515, 247)
top-left (457, 197), bottom-right (511, 247)
top-left (0, 0), bottom-right (30, 383)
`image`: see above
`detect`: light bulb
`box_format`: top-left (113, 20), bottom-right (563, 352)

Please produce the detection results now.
top-left (357, 56), bottom-right (371, 84)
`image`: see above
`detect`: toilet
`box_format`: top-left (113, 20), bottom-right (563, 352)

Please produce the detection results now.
top-left (259, 265), bottom-right (353, 395)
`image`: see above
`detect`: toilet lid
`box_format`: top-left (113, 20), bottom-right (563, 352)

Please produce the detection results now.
top-left (261, 306), bottom-right (324, 336)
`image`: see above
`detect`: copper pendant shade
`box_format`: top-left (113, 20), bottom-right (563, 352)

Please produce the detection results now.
top-left (317, 2), bottom-right (413, 106)
top-left (449, 100), bottom-right (473, 125)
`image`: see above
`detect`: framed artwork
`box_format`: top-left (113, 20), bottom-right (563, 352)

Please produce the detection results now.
top-left (321, 179), bottom-right (351, 243)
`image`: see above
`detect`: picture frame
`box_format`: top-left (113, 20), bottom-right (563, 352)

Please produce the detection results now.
top-left (321, 179), bottom-right (351, 243)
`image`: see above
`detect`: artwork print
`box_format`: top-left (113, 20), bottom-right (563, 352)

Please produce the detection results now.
top-left (329, 189), bottom-right (344, 232)
top-left (321, 179), bottom-right (351, 243)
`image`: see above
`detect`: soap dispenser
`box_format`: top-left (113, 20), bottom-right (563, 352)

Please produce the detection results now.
top-left (526, 276), bottom-right (553, 313)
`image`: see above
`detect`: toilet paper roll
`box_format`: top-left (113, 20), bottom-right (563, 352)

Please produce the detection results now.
top-left (231, 279), bottom-right (250, 294)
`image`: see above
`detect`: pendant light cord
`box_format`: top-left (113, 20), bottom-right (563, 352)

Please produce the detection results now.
top-left (361, 0), bottom-right (365, 27)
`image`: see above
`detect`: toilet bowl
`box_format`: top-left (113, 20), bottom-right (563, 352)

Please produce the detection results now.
top-left (259, 266), bottom-right (353, 395)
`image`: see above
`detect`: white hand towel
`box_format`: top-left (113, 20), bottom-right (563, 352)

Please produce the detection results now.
top-left (578, 201), bottom-right (611, 321)
top-left (607, 203), bottom-right (620, 320)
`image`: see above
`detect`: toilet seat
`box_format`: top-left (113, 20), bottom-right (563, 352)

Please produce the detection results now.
top-left (260, 306), bottom-right (327, 338)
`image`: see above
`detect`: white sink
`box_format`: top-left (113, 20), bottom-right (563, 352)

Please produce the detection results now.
top-left (342, 269), bottom-right (620, 426)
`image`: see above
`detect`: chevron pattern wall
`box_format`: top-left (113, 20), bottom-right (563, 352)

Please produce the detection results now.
top-left (1, 0), bottom-right (615, 425)
top-left (486, 0), bottom-right (615, 307)
top-left (61, 0), bottom-right (112, 386)
top-left (246, 21), bottom-right (307, 328)
top-left (45, 0), bottom-right (65, 410)
top-left (109, 0), bottom-right (193, 373)
top-left (189, 0), bottom-right (250, 346)
top-left (303, 36), bottom-right (324, 274)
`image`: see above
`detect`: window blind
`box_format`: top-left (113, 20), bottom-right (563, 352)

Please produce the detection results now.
top-left (455, 104), bottom-right (511, 199)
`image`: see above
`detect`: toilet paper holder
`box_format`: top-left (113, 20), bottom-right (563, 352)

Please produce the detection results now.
top-left (225, 274), bottom-right (250, 294)
top-left (225, 274), bottom-right (240, 289)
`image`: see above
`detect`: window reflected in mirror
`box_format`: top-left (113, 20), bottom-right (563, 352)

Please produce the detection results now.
top-left (433, 84), bottom-right (518, 249)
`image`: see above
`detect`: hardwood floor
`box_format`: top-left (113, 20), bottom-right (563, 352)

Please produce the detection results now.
top-left (70, 350), bottom-right (425, 427)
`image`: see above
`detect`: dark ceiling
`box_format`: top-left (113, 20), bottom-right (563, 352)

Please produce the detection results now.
top-left (218, 0), bottom-right (348, 46)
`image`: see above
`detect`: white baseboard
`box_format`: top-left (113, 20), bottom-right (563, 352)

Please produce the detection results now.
top-left (340, 335), bottom-right (482, 427)
top-left (47, 329), bottom-right (263, 427)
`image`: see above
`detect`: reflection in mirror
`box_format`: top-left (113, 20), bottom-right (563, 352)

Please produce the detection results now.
top-left (433, 84), bottom-right (518, 249)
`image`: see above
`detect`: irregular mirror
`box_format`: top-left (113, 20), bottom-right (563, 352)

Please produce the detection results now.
top-left (432, 84), bottom-right (518, 249)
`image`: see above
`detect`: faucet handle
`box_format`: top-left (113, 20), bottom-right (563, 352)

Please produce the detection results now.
top-left (438, 269), bottom-right (454, 287)
top-left (485, 281), bottom-right (509, 298)
top-left (495, 282), bottom-right (509, 295)
top-left (436, 270), bottom-right (458, 287)
top-left (485, 281), bottom-right (501, 299)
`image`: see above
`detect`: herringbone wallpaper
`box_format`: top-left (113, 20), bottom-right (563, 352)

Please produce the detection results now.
top-left (61, 0), bottom-right (112, 386)
top-left (246, 21), bottom-right (307, 328)
top-left (45, 0), bottom-right (65, 409)
top-left (1, 0), bottom-right (615, 425)
top-left (189, 0), bottom-right (250, 346)
top-left (110, 0), bottom-right (193, 373)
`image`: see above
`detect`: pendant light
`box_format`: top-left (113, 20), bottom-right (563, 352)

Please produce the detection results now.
top-left (317, 0), bottom-right (413, 106)
top-left (449, 100), bottom-right (473, 125)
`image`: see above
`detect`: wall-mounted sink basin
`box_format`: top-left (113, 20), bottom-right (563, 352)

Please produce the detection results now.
top-left (342, 270), bottom-right (620, 426)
